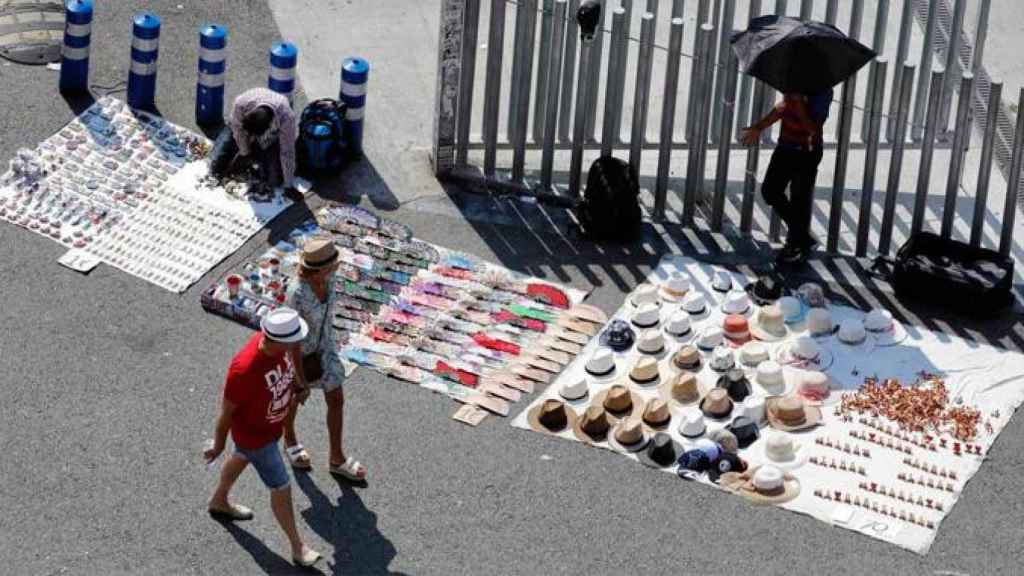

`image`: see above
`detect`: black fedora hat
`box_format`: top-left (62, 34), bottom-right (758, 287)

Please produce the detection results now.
top-left (746, 275), bottom-right (783, 307)
top-left (717, 369), bottom-right (752, 403)
top-left (638, 432), bottom-right (683, 469)
top-left (707, 451), bottom-right (748, 483)
top-left (725, 415), bottom-right (760, 449)
top-left (599, 319), bottom-right (636, 352)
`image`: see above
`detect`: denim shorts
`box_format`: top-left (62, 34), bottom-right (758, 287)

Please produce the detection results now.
top-left (235, 440), bottom-right (290, 490)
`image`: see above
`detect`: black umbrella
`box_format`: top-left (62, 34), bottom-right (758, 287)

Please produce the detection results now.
top-left (730, 15), bottom-right (876, 95)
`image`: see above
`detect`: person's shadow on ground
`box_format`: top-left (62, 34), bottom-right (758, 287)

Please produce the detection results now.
top-left (220, 519), bottom-right (326, 575)
top-left (295, 472), bottom-right (406, 575)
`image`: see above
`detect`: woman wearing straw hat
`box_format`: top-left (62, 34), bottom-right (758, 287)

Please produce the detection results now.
top-left (282, 237), bottom-right (367, 481)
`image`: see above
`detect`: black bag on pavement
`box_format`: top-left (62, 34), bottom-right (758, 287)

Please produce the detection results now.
top-left (576, 155), bottom-right (641, 243)
top-left (890, 232), bottom-right (1014, 317)
top-left (297, 98), bottom-right (348, 175)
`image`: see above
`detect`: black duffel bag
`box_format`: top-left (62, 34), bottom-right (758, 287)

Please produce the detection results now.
top-left (889, 232), bottom-right (1014, 317)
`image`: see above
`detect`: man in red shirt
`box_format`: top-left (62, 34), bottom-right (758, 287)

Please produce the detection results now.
top-left (203, 307), bottom-right (321, 567)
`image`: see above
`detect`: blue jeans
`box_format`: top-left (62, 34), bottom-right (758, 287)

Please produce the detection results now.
top-left (235, 440), bottom-right (290, 490)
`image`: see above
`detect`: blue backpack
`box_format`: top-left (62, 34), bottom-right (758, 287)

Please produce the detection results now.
top-left (298, 98), bottom-right (347, 173)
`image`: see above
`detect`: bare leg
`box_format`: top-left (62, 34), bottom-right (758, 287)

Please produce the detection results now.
top-left (269, 484), bottom-right (314, 559)
top-left (209, 453), bottom-right (248, 511)
top-left (283, 396), bottom-right (301, 448)
top-left (326, 388), bottom-right (367, 478)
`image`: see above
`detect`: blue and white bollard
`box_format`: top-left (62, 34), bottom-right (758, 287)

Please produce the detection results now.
top-left (59, 0), bottom-right (93, 95)
top-left (268, 42), bottom-right (297, 104)
top-left (196, 24), bottom-right (227, 125)
top-left (340, 56), bottom-right (369, 157)
top-left (127, 12), bottom-right (161, 111)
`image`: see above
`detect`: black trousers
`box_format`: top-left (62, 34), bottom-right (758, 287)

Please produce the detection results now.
top-left (208, 127), bottom-right (283, 187)
top-left (761, 147), bottom-right (823, 247)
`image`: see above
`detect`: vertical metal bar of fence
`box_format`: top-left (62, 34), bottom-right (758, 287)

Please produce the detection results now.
top-left (672, 0), bottom-right (684, 19)
top-left (511, 1), bottom-right (539, 180)
top-left (686, 0), bottom-right (711, 143)
top-left (740, 81), bottom-right (767, 233)
top-left (533, 0), bottom-right (554, 142)
top-left (855, 58), bottom-right (887, 257)
top-left (938, 0), bottom-right (966, 133)
top-left (775, 0), bottom-right (787, 15)
top-left (827, 80), bottom-right (856, 252)
top-left (482, 0), bottom-right (507, 177)
top-left (912, 67), bottom-right (945, 235)
top-left (972, 0), bottom-right (992, 77)
top-left (695, 22), bottom-right (716, 204)
top-left (629, 12), bottom-right (656, 176)
top-left (860, 0), bottom-right (887, 142)
top-left (569, 24), bottom-right (599, 196)
top-left (540, 0), bottom-right (569, 190)
top-left (654, 17), bottom-right (685, 220)
top-left (585, 0), bottom-right (606, 141)
top-left (684, 23), bottom-right (713, 224)
top-left (558, 0), bottom-right (580, 142)
top-left (601, 7), bottom-right (627, 156)
top-left (879, 62), bottom-right (915, 255)
top-left (507, 0), bottom-right (526, 140)
top-left (799, 0), bottom-right (812, 20)
top-left (712, 52), bottom-right (739, 231)
top-left (710, 0), bottom-right (735, 145)
top-left (455, 0), bottom-right (481, 165)
top-left (759, 0), bottom-right (788, 144)
top-left (610, 0), bottom-right (631, 143)
top-left (999, 88), bottom-right (1024, 259)
top-left (941, 72), bottom-right (973, 239)
top-left (886, 0), bottom-right (913, 141)
top-left (970, 78), bottom-right (1001, 248)
top-left (912, 1), bottom-right (937, 141)
top-left (735, 0), bottom-right (760, 141)
top-left (433, 1), bottom-right (464, 176)
top-left (824, 0), bottom-right (837, 25)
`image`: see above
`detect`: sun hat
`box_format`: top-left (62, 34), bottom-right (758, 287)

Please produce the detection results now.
top-left (806, 308), bottom-right (837, 337)
top-left (636, 330), bottom-right (666, 356)
top-left (671, 345), bottom-right (702, 372)
top-left (526, 399), bottom-right (578, 435)
top-left (676, 438), bottom-right (722, 473)
top-left (709, 428), bottom-right (739, 453)
top-left (681, 292), bottom-right (708, 316)
top-left (593, 384), bottom-right (641, 421)
top-left (696, 327), bottom-right (724, 351)
top-left (836, 318), bottom-right (867, 345)
top-left (746, 275), bottom-right (783, 306)
top-left (598, 320), bottom-right (636, 352)
top-left (661, 372), bottom-right (703, 407)
top-left (630, 302), bottom-right (661, 329)
top-left (707, 451), bottom-right (749, 483)
top-left (797, 282), bottom-right (827, 308)
top-left (709, 346), bottom-right (736, 372)
top-left (717, 369), bottom-right (752, 402)
top-left (720, 464), bottom-right (801, 504)
top-left (629, 356), bottom-right (661, 386)
top-left (700, 388), bottom-right (734, 420)
top-left (629, 283), bottom-right (660, 308)
top-left (725, 415), bottom-right (760, 449)
top-left (261, 307), bottom-right (310, 343)
top-left (299, 237), bottom-right (339, 270)
top-left (584, 347), bottom-right (617, 379)
top-left (740, 395), bottom-right (766, 424)
top-left (573, 404), bottom-right (612, 444)
top-left (638, 432), bottom-right (684, 468)
top-left (795, 370), bottom-right (836, 404)
top-left (739, 341), bottom-right (771, 368)
top-left (777, 296), bottom-right (806, 325)
top-left (777, 336), bottom-right (834, 371)
top-left (607, 417), bottom-right (651, 453)
top-left (558, 378), bottom-right (589, 402)
top-left (749, 304), bottom-right (788, 342)
top-left (641, 397), bottom-right (673, 431)
top-left (663, 310), bottom-right (693, 340)
top-left (864, 308), bottom-right (908, 346)
top-left (765, 395), bottom-right (823, 432)
top-left (677, 411), bottom-right (708, 438)
top-left (659, 272), bottom-right (691, 302)
top-left (762, 432), bottom-right (806, 469)
top-left (755, 360), bottom-right (787, 395)
top-left (722, 290), bottom-right (752, 315)
top-left (712, 270), bottom-right (733, 292)
top-left (723, 314), bottom-right (751, 345)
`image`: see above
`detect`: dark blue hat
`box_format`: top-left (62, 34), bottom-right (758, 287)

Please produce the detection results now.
top-left (599, 319), bottom-right (636, 352)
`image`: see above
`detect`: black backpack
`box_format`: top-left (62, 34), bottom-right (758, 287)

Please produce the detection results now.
top-left (297, 98), bottom-right (347, 174)
top-left (576, 156), bottom-right (641, 242)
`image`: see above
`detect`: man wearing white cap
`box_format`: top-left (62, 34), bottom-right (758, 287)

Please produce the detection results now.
top-left (202, 307), bottom-right (321, 567)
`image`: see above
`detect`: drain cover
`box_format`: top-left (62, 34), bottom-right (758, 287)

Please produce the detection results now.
top-left (0, 1), bottom-right (65, 65)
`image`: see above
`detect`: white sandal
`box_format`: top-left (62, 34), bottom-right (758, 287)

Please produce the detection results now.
top-left (285, 444), bottom-right (312, 471)
top-left (329, 456), bottom-right (367, 481)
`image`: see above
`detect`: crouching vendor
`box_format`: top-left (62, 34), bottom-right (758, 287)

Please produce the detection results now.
top-left (209, 87), bottom-right (302, 201)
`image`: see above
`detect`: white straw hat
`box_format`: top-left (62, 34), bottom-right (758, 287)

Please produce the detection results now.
top-left (261, 307), bottom-right (309, 343)
top-left (630, 283), bottom-right (660, 308)
top-left (659, 272), bottom-right (691, 302)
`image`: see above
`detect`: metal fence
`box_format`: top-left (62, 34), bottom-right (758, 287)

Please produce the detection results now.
top-left (431, 0), bottom-right (1022, 259)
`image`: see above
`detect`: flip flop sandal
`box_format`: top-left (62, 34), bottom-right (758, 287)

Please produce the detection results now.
top-left (285, 445), bottom-right (312, 471)
top-left (330, 457), bottom-right (368, 481)
top-left (293, 547), bottom-right (322, 568)
top-left (208, 504), bottom-right (254, 522)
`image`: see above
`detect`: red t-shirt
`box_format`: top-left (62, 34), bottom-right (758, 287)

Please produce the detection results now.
top-left (223, 333), bottom-right (296, 449)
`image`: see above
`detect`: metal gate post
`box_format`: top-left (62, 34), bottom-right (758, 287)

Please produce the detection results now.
top-left (654, 17), bottom-right (685, 220)
top-left (684, 23), bottom-right (714, 224)
top-left (879, 62), bottom-right (915, 255)
top-left (511, 0), bottom-right (539, 181)
top-left (600, 7), bottom-right (627, 156)
top-left (686, 0), bottom-right (712, 143)
top-left (710, 0), bottom-right (736, 145)
top-left (735, 0), bottom-right (761, 141)
top-left (860, 0), bottom-right (887, 143)
top-left (569, 6), bottom-right (601, 197)
top-left (886, 0), bottom-right (913, 142)
top-left (455, 0), bottom-right (480, 166)
top-left (432, 0), bottom-right (467, 176)
top-left (970, 78), bottom-right (1001, 248)
top-left (740, 81), bottom-right (767, 233)
top-left (712, 52), bottom-right (739, 231)
top-left (999, 88), bottom-right (1024, 259)
top-left (912, 1), bottom-right (937, 141)
top-left (482, 0), bottom-right (507, 177)
top-left (938, 0), bottom-right (966, 132)
top-left (912, 67), bottom-right (945, 235)
top-left (541, 0), bottom-right (569, 190)
top-left (855, 58), bottom-right (887, 257)
top-left (629, 11), bottom-right (656, 176)
top-left (941, 71), bottom-right (973, 239)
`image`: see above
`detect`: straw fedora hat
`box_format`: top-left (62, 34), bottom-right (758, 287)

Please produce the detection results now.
top-left (709, 346), bottom-right (736, 372)
top-left (739, 340), bottom-right (771, 368)
top-left (659, 272), bottom-right (691, 303)
top-left (722, 290), bottom-right (752, 316)
top-left (836, 318), bottom-right (868, 345)
top-left (677, 411), bottom-right (707, 439)
top-left (776, 336), bottom-right (834, 371)
top-left (681, 292), bottom-right (709, 316)
top-left (712, 270), bottom-right (733, 292)
top-left (573, 404), bottom-right (613, 444)
top-left (637, 432), bottom-right (683, 468)
top-left (720, 464), bottom-right (801, 505)
top-left (660, 371), bottom-right (704, 407)
top-left (526, 399), bottom-right (579, 435)
top-left (629, 283), bottom-right (661, 308)
top-left (700, 388), bottom-right (735, 420)
top-left (696, 327), bottom-right (724, 351)
top-left (777, 296), bottom-right (806, 326)
top-left (299, 237), bottom-right (340, 270)
top-left (864, 308), bottom-right (908, 346)
top-left (663, 310), bottom-right (694, 341)
top-left (761, 432), bottom-right (807, 469)
top-left (628, 356), bottom-right (661, 387)
top-left (607, 417), bottom-right (651, 453)
top-left (584, 347), bottom-right (618, 380)
top-left (641, 397), bottom-right (673, 431)
top-left (749, 304), bottom-right (788, 342)
top-left (723, 314), bottom-right (752, 346)
top-left (631, 302), bottom-right (662, 329)
top-left (671, 345), bottom-right (702, 372)
top-left (765, 395), bottom-right (823, 432)
top-left (636, 330), bottom-right (667, 356)
top-left (754, 360), bottom-right (789, 396)
top-left (592, 384), bottom-right (641, 421)
top-left (740, 394), bottom-right (766, 425)
top-left (558, 378), bottom-right (589, 402)
top-left (806, 308), bottom-right (838, 338)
